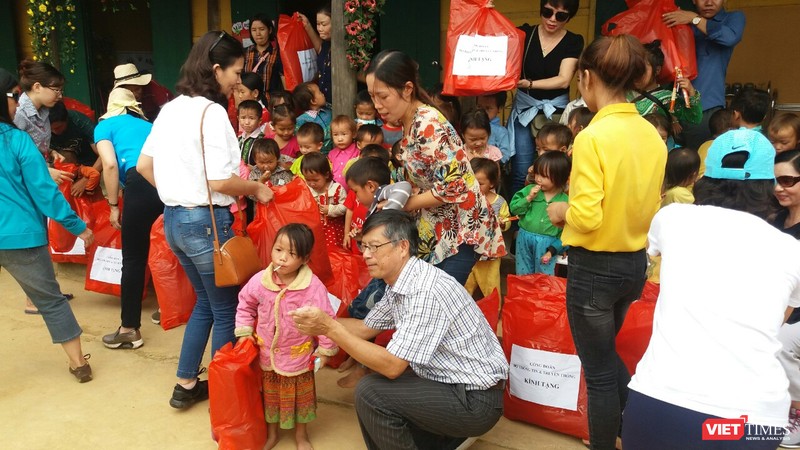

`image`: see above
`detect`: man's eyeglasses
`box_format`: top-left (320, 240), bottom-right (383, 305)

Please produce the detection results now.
top-left (45, 86), bottom-right (64, 96)
top-left (5, 92), bottom-right (20, 102)
top-left (777, 175), bottom-right (800, 188)
top-left (541, 6), bottom-right (570, 22)
top-left (358, 240), bottom-right (399, 254)
top-left (209, 31), bottom-right (227, 56)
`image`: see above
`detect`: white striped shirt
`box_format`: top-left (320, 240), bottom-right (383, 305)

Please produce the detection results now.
top-left (364, 257), bottom-right (508, 390)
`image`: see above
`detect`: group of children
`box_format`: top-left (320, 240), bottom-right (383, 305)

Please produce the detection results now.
top-left (224, 75), bottom-right (800, 448)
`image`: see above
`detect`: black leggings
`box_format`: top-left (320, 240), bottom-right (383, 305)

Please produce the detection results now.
top-left (120, 168), bottom-right (164, 329)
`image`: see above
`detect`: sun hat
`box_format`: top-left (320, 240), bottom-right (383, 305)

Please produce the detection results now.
top-left (112, 63), bottom-right (152, 88)
top-left (100, 88), bottom-right (145, 120)
top-left (704, 128), bottom-right (776, 180)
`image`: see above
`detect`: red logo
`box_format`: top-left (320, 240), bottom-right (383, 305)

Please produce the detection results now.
top-left (702, 415), bottom-right (748, 440)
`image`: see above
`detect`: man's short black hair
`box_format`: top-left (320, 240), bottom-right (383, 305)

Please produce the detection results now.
top-left (361, 209), bottom-right (419, 257)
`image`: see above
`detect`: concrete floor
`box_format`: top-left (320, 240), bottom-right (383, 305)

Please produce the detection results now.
top-left (0, 262), bottom-right (586, 450)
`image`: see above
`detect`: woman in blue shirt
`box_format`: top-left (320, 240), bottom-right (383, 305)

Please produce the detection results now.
top-left (0, 68), bottom-right (94, 382)
top-left (95, 87), bottom-right (163, 350)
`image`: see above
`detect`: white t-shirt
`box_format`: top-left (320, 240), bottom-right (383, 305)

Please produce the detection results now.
top-left (629, 204), bottom-right (800, 427)
top-left (141, 95), bottom-right (239, 207)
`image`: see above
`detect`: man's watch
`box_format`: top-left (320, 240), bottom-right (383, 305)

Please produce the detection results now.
top-left (691, 16), bottom-right (702, 26)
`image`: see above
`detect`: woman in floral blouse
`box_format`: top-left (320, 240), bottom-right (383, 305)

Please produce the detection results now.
top-left (364, 50), bottom-right (505, 284)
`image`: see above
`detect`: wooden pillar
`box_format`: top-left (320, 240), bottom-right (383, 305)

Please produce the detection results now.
top-left (331, 0), bottom-right (356, 117)
top-left (208, 0), bottom-right (221, 30)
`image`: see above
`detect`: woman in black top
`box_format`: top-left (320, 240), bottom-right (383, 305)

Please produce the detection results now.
top-left (508, 0), bottom-right (583, 194)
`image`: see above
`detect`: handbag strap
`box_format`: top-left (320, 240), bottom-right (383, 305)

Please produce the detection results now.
top-left (199, 103), bottom-right (249, 264)
top-left (632, 89), bottom-right (674, 123)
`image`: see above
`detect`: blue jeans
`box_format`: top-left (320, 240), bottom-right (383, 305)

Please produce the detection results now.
top-left (566, 246), bottom-right (647, 450)
top-left (164, 205), bottom-right (239, 379)
top-left (510, 119), bottom-right (535, 195)
top-left (434, 243), bottom-right (479, 286)
top-left (623, 390), bottom-right (784, 450)
top-left (0, 246), bottom-right (82, 343)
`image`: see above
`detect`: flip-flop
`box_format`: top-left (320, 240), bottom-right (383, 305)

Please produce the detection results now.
top-left (24, 308), bottom-right (41, 315)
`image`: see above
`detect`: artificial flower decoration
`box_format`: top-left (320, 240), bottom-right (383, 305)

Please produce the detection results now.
top-left (344, 0), bottom-right (386, 71)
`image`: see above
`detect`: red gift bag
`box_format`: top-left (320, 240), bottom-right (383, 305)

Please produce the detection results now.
top-left (442, 0), bottom-right (525, 96)
top-left (326, 244), bottom-right (370, 305)
top-left (247, 178), bottom-right (333, 287)
top-left (209, 339), bottom-right (267, 450)
top-left (49, 162), bottom-right (107, 263)
top-left (502, 274), bottom-right (658, 439)
top-left (84, 200), bottom-right (124, 296)
top-left (502, 274), bottom-right (589, 439)
top-left (277, 13), bottom-right (318, 91)
top-left (324, 248), bottom-right (369, 369)
top-left (477, 288), bottom-right (501, 333)
top-left (601, 0), bottom-right (697, 82)
top-left (616, 282), bottom-right (659, 374)
top-left (148, 215), bottom-right (197, 331)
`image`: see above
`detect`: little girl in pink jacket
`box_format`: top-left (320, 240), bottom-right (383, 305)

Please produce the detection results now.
top-left (235, 223), bottom-right (338, 450)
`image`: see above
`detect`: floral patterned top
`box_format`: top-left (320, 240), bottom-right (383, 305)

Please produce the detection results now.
top-left (400, 105), bottom-right (506, 264)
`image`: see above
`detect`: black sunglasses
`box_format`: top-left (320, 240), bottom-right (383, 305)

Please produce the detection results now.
top-left (541, 6), bottom-right (570, 22)
top-left (209, 31), bottom-right (227, 56)
top-left (6, 92), bottom-right (20, 102)
top-left (777, 175), bottom-right (800, 188)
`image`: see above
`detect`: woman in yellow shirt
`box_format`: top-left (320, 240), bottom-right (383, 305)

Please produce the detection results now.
top-left (547, 35), bottom-right (667, 450)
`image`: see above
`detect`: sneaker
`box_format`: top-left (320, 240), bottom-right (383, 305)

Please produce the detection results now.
top-left (69, 354), bottom-right (92, 383)
top-left (102, 328), bottom-right (144, 349)
top-left (782, 409), bottom-right (800, 448)
top-left (169, 379), bottom-right (209, 409)
top-left (151, 309), bottom-right (161, 325)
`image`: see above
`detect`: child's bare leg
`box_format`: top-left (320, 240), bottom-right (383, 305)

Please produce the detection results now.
top-left (264, 423), bottom-right (280, 450)
top-left (295, 423), bottom-right (313, 450)
top-left (337, 363), bottom-right (369, 388)
top-left (337, 356), bottom-right (356, 372)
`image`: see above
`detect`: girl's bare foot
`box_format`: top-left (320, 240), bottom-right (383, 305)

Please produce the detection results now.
top-left (295, 423), bottom-right (313, 450)
top-left (265, 423), bottom-right (280, 450)
top-left (337, 356), bottom-right (356, 373)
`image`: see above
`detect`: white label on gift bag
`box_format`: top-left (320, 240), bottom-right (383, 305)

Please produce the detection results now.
top-left (51, 237), bottom-right (86, 256)
top-left (89, 246), bottom-right (122, 284)
top-left (298, 49), bottom-right (318, 82)
top-left (452, 34), bottom-right (508, 76)
top-left (509, 344), bottom-right (582, 411)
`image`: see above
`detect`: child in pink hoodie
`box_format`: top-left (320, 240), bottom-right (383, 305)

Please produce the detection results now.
top-left (235, 223), bottom-right (338, 450)
top-left (328, 115), bottom-right (360, 189)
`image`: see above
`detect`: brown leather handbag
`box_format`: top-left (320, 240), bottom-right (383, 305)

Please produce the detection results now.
top-left (199, 103), bottom-right (263, 287)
